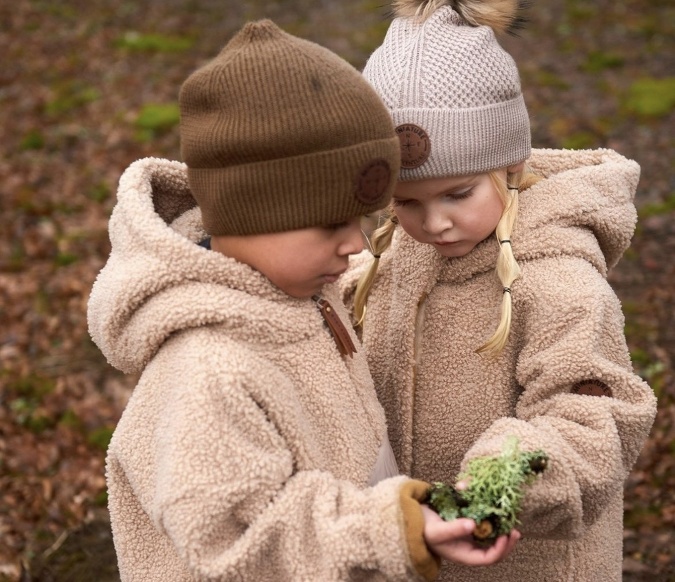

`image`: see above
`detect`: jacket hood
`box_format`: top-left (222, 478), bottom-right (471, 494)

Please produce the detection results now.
top-left (517, 148), bottom-right (639, 274)
top-left (88, 158), bottom-right (318, 374)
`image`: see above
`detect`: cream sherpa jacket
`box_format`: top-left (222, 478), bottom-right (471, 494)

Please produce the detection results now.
top-left (342, 149), bottom-right (657, 582)
top-left (87, 158), bottom-right (439, 582)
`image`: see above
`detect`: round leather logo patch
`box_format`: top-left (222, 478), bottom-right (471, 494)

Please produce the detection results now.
top-left (395, 124), bottom-right (431, 169)
top-left (572, 380), bottom-right (612, 398)
top-left (354, 159), bottom-right (391, 204)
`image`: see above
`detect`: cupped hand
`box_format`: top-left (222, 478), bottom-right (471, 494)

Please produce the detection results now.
top-left (421, 506), bottom-right (521, 566)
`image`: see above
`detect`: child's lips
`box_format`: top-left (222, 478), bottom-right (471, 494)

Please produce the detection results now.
top-left (324, 269), bottom-right (346, 283)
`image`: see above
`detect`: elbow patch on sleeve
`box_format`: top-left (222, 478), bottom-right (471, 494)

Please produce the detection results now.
top-left (399, 480), bottom-right (440, 581)
top-left (571, 379), bottom-right (613, 397)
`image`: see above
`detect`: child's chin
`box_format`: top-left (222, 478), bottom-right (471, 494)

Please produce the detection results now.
top-left (432, 242), bottom-right (472, 258)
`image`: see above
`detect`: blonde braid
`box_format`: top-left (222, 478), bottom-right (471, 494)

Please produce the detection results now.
top-left (477, 166), bottom-right (540, 356)
top-left (354, 213), bottom-right (397, 327)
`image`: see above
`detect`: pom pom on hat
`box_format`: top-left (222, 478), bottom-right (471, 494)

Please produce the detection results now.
top-left (393, 0), bottom-right (528, 35)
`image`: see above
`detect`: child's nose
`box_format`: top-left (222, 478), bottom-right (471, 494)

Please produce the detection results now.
top-left (422, 208), bottom-right (451, 234)
top-left (339, 220), bottom-right (365, 256)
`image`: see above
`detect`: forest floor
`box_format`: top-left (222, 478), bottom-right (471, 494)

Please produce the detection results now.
top-left (0, 0), bottom-right (673, 580)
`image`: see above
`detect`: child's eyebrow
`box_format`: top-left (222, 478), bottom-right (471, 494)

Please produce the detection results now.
top-left (394, 181), bottom-right (474, 200)
top-left (443, 184), bottom-right (473, 195)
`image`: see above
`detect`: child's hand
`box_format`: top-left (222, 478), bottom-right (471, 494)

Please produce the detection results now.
top-left (421, 505), bottom-right (520, 566)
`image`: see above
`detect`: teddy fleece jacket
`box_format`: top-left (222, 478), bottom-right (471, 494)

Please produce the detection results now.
top-left (342, 148), bottom-right (657, 582)
top-left (87, 157), bottom-right (439, 582)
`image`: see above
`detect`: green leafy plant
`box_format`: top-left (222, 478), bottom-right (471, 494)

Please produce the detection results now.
top-left (426, 437), bottom-right (548, 544)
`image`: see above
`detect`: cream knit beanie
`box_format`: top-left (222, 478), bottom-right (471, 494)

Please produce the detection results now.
top-left (179, 20), bottom-right (400, 235)
top-left (363, 0), bottom-right (531, 180)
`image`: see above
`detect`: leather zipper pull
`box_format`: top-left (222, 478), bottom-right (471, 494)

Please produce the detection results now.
top-left (314, 297), bottom-right (357, 358)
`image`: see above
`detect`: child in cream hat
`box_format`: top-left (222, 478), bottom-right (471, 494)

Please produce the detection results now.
top-left (349, 1), bottom-right (657, 580)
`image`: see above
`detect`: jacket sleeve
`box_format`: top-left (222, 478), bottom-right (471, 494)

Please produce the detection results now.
top-left (142, 344), bottom-right (436, 581)
top-left (462, 256), bottom-right (656, 540)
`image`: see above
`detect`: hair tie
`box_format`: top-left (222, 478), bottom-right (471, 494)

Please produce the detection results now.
top-left (503, 287), bottom-right (511, 294)
top-left (373, 254), bottom-right (381, 259)
top-left (500, 239), bottom-right (511, 245)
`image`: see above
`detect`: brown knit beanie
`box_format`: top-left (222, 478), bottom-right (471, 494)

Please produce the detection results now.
top-left (363, 0), bottom-right (531, 180)
top-left (179, 20), bottom-right (400, 235)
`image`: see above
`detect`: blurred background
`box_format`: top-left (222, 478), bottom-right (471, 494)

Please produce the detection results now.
top-left (0, 0), bottom-right (673, 580)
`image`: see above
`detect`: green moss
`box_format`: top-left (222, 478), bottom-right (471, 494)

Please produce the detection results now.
top-left (622, 247), bottom-right (638, 262)
top-left (629, 349), bottom-right (666, 398)
top-left (12, 373), bottom-right (55, 398)
top-left (638, 194), bottom-right (675, 218)
top-left (354, 13), bottom-right (390, 59)
top-left (87, 182), bottom-right (111, 203)
top-left (37, 2), bottom-right (78, 19)
top-left (87, 427), bottom-right (114, 451)
top-left (55, 252), bottom-right (78, 267)
top-left (59, 409), bottom-right (83, 430)
top-left (45, 82), bottom-right (101, 116)
top-left (565, 0), bottom-right (598, 22)
top-left (426, 437), bottom-right (547, 542)
top-left (624, 505), bottom-right (660, 529)
top-left (582, 51), bottom-right (624, 73)
top-left (115, 31), bottom-right (194, 53)
top-left (20, 130), bottom-right (45, 150)
top-left (7, 242), bottom-right (25, 271)
top-left (555, 23), bottom-right (573, 38)
top-left (562, 131), bottom-right (597, 150)
top-left (533, 70), bottom-right (571, 90)
top-left (9, 398), bottom-right (54, 433)
top-left (135, 103), bottom-right (180, 133)
top-left (630, 348), bottom-right (651, 367)
top-left (94, 489), bottom-right (109, 506)
top-left (624, 77), bottom-right (675, 118)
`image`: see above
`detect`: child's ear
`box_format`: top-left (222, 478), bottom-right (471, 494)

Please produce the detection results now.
top-left (507, 161), bottom-right (525, 174)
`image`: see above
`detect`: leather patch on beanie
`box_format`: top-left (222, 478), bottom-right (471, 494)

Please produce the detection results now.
top-left (354, 159), bottom-right (391, 204)
top-left (572, 379), bottom-right (613, 398)
top-left (395, 124), bottom-right (431, 169)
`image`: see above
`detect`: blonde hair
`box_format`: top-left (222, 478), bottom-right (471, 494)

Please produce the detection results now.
top-left (354, 166), bottom-right (541, 355)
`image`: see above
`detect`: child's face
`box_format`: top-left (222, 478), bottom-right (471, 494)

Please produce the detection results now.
top-left (392, 172), bottom-right (504, 258)
top-left (211, 217), bottom-right (364, 299)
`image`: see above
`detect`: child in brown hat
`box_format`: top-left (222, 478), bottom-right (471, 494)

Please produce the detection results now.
top-left (87, 19), bottom-right (519, 581)
top-left (348, 1), bottom-right (657, 581)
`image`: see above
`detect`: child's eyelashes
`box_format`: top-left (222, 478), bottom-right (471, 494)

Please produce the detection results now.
top-left (324, 221), bottom-right (349, 230)
top-left (392, 188), bottom-right (474, 207)
top-left (392, 198), bottom-right (412, 207)
top-left (449, 188), bottom-right (473, 200)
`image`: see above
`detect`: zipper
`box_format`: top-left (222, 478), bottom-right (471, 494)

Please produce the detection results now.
top-left (409, 292), bottom-right (428, 473)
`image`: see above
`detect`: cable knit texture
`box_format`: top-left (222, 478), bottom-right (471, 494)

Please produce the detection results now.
top-left (342, 148), bottom-right (657, 582)
top-left (88, 157), bottom-right (437, 582)
top-left (362, 5), bottom-right (530, 179)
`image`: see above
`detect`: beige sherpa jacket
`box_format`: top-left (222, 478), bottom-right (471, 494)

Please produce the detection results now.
top-left (342, 149), bottom-right (657, 582)
top-left (87, 158), bottom-right (439, 582)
